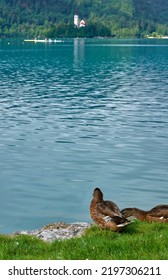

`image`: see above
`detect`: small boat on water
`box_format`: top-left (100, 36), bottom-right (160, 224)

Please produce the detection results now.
top-left (24, 38), bottom-right (63, 43)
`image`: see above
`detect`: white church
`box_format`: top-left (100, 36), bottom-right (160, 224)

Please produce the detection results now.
top-left (74, 14), bottom-right (86, 28)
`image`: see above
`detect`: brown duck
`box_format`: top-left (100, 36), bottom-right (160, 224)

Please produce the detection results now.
top-left (121, 205), bottom-right (168, 223)
top-left (90, 188), bottom-right (131, 231)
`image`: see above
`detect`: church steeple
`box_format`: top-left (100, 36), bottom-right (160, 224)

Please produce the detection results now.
top-left (74, 13), bottom-right (79, 28)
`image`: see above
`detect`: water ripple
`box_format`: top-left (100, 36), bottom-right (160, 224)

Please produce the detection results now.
top-left (0, 39), bottom-right (168, 232)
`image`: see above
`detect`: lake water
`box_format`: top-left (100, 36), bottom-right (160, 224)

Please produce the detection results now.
top-left (0, 38), bottom-right (168, 233)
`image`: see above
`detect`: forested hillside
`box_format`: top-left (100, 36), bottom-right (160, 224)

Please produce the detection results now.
top-left (0, 0), bottom-right (168, 38)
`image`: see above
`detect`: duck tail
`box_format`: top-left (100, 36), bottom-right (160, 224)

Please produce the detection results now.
top-left (116, 221), bottom-right (132, 228)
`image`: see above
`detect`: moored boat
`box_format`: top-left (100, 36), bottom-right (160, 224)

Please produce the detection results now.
top-left (24, 38), bottom-right (63, 43)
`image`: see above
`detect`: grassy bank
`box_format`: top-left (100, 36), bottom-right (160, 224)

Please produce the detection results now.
top-left (0, 221), bottom-right (167, 260)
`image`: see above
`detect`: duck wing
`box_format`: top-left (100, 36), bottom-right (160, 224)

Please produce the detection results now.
top-left (149, 205), bottom-right (168, 218)
top-left (97, 200), bottom-right (122, 218)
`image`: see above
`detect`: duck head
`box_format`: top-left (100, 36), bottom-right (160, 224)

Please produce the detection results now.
top-left (93, 188), bottom-right (103, 201)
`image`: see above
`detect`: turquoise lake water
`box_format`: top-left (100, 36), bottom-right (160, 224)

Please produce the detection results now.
top-left (0, 38), bottom-right (168, 233)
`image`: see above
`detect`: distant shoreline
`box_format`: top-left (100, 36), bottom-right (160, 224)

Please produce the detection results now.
top-left (146, 36), bottom-right (168, 39)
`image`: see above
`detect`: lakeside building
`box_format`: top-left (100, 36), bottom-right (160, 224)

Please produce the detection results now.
top-left (74, 14), bottom-right (79, 28)
top-left (74, 14), bottom-right (86, 28)
top-left (79, 19), bottom-right (86, 27)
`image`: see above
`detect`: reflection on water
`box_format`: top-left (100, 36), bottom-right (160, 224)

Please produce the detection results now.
top-left (0, 39), bottom-right (168, 233)
top-left (73, 38), bottom-right (85, 67)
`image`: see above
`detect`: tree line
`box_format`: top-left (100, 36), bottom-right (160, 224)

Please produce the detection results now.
top-left (0, 0), bottom-right (168, 38)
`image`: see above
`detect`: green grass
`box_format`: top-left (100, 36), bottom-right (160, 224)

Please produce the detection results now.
top-left (0, 221), bottom-right (168, 260)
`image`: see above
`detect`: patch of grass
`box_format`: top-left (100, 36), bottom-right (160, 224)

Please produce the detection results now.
top-left (0, 221), bottom-right (168, 260)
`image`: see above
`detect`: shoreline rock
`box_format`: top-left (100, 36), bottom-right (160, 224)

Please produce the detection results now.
top-left (12, 222), bottom-right (91, 242)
